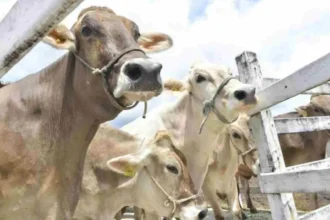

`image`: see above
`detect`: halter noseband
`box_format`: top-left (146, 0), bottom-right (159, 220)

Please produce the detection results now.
top-left (199, 76), bottom-right (238, 134)
top-left (145, 168), bottom-right (199, 219)
top-left (73, 47), bottom-right (146, 112)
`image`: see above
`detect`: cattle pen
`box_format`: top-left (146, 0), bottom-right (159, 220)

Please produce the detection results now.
top-left (1, 1), bottom-right (330, 220)
top-left (236, 51), bottom-right (330, 220)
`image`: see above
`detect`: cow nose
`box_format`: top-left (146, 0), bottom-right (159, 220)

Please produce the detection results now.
top-left (124, 59), bottom-right (162, 81)
top-left (198, 209), bottom-right (208, 219)
top-left (234, 90), bottom-right (247, 100)
top-left (234, 85), bottom-right (256, 103)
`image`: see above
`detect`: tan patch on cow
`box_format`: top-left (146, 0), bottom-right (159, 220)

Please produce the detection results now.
top-left (0, 123), bottom-right (44, 199)
top-left (164, 79), bottom-right (187, 92)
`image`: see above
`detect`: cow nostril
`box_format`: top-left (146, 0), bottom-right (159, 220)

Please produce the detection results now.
top-left (198, 209), bottom-right (208, 219)
top-left (234, 90), bottom-right (247, 101)
top-left (125, 63), bottom-right (142, 81)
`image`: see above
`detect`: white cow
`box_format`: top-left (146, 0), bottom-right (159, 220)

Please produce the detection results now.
top-left (204, 114), bottom-right (259, 220)
top-left (121, 61), bottom-right (258, 219)
top-left (73, 126), bottom-right (208, 220)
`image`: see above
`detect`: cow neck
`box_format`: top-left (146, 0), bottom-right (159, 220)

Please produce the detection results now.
top-left (216, 134), bottom-right (239, 171)
top-left (36, 52), bottom-right (122, 216)
top-left (98, 186), bottom-right (135, 219)
top-left (162, 92), bottom-right (229, 190)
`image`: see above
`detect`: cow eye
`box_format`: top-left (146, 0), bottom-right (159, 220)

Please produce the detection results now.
top-left (132, 23), bottom-right (141, 40)
top-left (314, 108), bottom-right (320, 112)
top-left (232, 132), bottom-right (241, 139)
top-left (166, 165), bottom-right (179, 174)
top-left (81, 26), bottom-right (92, 37)
top-left (196, 75), bottom-right (206, 83)
top-left (134, 31), bottom-right (141, 41)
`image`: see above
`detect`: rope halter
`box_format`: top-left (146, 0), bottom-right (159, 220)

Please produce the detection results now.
top-left (145, 169), bottom-right (199, 219)
top-left (73, 47), bottom-right (149, 117)
top-left (199, 76), bottom-right (238, 134)
top-left (228, 127), bottom-right (257, 166)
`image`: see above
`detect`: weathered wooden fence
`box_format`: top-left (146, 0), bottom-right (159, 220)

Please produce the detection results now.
top-left (236, 51), bottom-right (330, 220)
top-left (0, 0), bottom-right (83, 76)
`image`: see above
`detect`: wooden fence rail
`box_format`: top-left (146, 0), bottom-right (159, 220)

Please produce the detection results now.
top-left (0, 0), bottom-right (83, 76)
top-left (236, 51), bottom-right (330, 220)
top-left (263, 78), bottom-right (330, 95)
top-left (247, 52), bottom-right (330, 115)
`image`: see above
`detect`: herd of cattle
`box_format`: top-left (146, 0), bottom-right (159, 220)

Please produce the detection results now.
top-left (0, 6), bottom-right (328, 220)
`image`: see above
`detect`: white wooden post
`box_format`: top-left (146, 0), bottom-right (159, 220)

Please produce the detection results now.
top-left (0, 0), bottom-right (83, 76)
top-left (236, 51), bottom-right (298, 220)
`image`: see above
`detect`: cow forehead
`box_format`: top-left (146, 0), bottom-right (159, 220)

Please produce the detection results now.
top-left (75, 8), bottom-right (136, 33)
top-left (190, 62), bottom-right (230, 77)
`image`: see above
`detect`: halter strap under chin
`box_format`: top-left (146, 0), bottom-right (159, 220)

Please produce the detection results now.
top-left (199, 76), bottom-right (238, 134)
top-left (145, 168), bottom-right (199, 219)
top-left (73, 47), bottom-right (146, 111)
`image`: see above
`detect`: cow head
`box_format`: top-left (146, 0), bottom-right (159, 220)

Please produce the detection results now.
top-left (164, 61), bottom-right (257, 124)
top-left (43, 6), bottom-right (172, 111)
top-left (107, 131), bottom-right (208, 220)
top-left (296, 95), bottom-right (330, 117)
top-left (229, 114), bottom-right (260, 178)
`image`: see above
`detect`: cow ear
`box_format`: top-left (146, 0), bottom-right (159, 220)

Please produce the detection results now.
top-left (43, 24), bottom-right (76, 51)
top-left (164, 79), bottom-right (188, 92)
top-left (296, 106), bottom-right (308, 117)
top-left (106, 147), bottom-right (152, 178)
top-left (138, 32), bottom-right (173, 53)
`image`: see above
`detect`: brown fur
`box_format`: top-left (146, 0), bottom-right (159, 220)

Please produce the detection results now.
top-left (164, 79), bottom-right (187, 92)
top-left (74, 128), bottom-right (201, 219)
top-left (0, 6), bottom-right (171, 220)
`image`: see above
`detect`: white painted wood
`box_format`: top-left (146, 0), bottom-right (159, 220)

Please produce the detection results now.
top-left (0, 0), bottom-right (83, 76)
top-left (285, 158), bottom-right (330, 172)
top-left (248, 52), bottom-right (330, 115)
top-left (274, 116), bottom-right (330, 134)
top-left (299, 204), bottom-right (330, 220)
top-left (259, 168), bottom-right (330, 193)
top-left (236, 51), bottom-right (298, 220)
top-left (326, 140), bottom-right (330, 158)
top-left (263, 77), bottom-right (330, 95)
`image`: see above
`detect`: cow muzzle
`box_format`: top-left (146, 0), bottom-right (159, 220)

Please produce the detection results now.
top-left (116, 58), bottom-right (163, 101)
top-left (180, 205), bottom-right (208, 220)
top-left (233, 84), bottom-right (257, 107)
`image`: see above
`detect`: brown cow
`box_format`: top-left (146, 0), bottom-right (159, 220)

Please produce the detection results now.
top-left (73, 126), bottom-right (207, 220)
top-left (0, 6), bottom-right (172, 220)
top-left (238, 94), bottom-right (330, 212)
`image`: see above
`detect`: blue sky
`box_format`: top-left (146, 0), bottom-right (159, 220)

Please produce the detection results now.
top-left (1, 0), bottom-right (330, 128)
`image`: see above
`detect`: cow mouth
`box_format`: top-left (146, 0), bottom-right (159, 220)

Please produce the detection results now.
top-left (234, 97), bottom-right (258, 112)
top-left (122, 90), bottom-right (162, 102)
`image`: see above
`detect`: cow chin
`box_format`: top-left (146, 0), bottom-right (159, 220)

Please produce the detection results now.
top-left (113, 83), bottom-right (163, 101)
top-left (122, 90), bottom-right (162, 102)
top-left (227, 98), bottom-right (258, 113)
